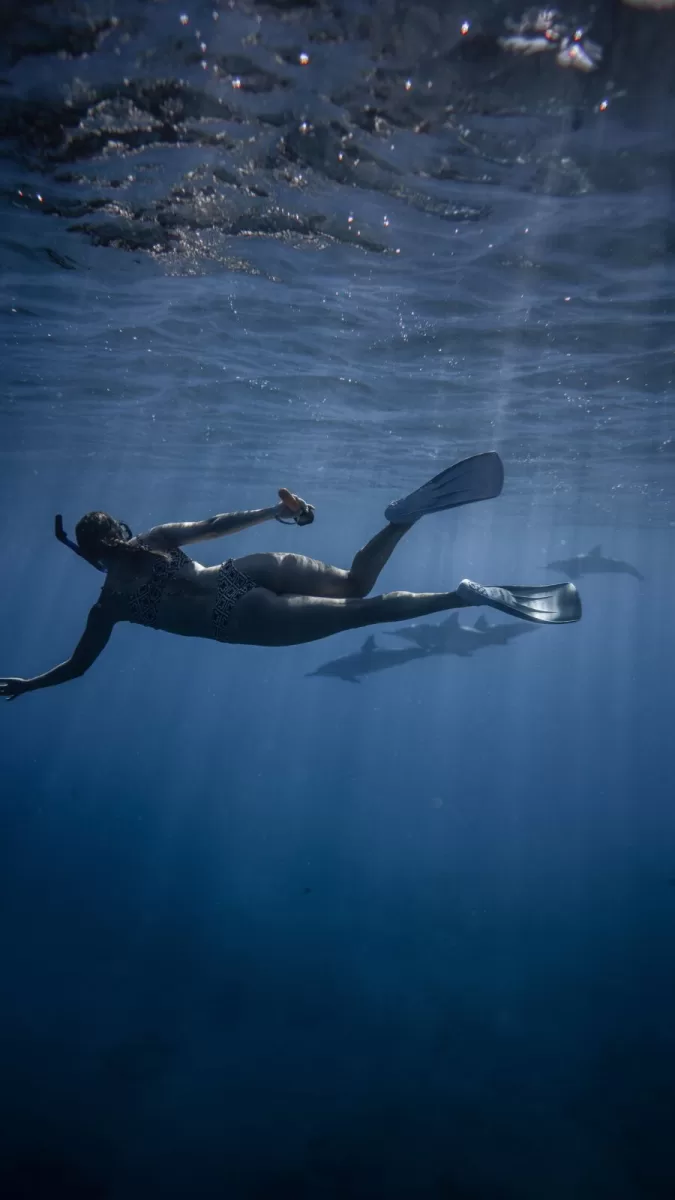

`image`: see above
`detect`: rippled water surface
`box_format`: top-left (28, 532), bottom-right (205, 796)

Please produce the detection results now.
top-left (1, 0), bottom-right (675, 521)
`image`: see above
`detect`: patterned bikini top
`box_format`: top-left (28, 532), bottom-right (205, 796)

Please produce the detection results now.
top-left (126, 547), bottom-right (190, 629)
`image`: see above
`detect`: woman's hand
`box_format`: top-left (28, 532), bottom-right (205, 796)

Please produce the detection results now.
top-left (277, 489), bottom-right (314, 525)
top-left (0, 677), bottom-right (30, 702)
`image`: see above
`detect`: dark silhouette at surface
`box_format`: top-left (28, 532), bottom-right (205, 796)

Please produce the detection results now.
top-left (308, 615), bottom-right (538, 683)
top-left (548, 544), bottom-right (644, 581)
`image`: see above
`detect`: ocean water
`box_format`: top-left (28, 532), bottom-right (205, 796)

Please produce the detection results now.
top-left (1, 2), bottom-right (675, 1197)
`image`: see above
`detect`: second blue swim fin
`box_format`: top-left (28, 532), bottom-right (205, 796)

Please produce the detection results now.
top-left (456, 580), bottom-right (582, 624)
top-left (385, 453), bottom-right (504, 524)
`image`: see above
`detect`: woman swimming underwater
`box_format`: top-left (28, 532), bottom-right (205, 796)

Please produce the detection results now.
top-left (0, 454), bottom-right (581, 701)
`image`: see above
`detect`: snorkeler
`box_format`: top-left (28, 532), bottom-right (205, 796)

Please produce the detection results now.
top-left (0, 454), bottom-right (581, 700)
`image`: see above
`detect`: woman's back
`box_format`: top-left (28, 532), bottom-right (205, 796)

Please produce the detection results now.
top-left (101, 544), bottom-right (224, 640)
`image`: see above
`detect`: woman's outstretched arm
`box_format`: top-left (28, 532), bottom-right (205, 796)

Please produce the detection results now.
top-left (139, 490), bottom-right (310, 549)
top-left (0, 603), bottom-right (115, 700)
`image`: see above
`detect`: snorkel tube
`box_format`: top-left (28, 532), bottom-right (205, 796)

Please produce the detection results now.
top-left (54, 514), bottom-right (106, 572)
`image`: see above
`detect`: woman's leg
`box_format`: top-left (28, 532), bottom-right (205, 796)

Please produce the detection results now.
top-left (232, 522), bottom-right (413, 600)
top-left (226, 585), bottom-right (469, 647)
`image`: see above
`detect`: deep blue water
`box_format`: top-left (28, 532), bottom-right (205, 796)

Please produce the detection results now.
top-left (2, 2), bottom-right (675, 1198)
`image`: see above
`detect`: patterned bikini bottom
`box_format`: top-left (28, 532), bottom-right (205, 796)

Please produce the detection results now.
top-left (213, 559), bottom-right (257, 641)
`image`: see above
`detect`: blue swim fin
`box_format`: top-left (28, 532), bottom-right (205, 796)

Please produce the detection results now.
top-left (456, 580), bottom-right (581, 624)
top-left (385, 453), bottom-right (504, 524)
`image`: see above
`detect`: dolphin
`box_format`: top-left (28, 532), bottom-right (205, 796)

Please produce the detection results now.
top-left (308, 614), bottom-right (537, 683)
top-left (385, 611), bottom-right (537, 654)
top-left (547, 544), bottom-right (644, 581)
top-left (306, 634), bottom-right (427, 683)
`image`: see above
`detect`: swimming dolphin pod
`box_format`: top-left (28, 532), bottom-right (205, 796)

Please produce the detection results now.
top-left (307, 614), bottom-right (538, 684)
top-left (386, 612), bottom-right (537, 653)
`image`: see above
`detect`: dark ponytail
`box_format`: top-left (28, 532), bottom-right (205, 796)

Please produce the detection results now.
top-left (75, 512), bottom-right (169, 570)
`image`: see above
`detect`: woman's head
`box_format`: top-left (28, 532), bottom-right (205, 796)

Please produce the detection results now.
top-left (74, 511), bottom-right (132, 566)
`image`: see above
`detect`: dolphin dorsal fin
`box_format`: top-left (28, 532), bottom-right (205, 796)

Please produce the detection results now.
top-left (362, 635), bottom-right (376, 653)
top-left (474, 614), bottom-right (490, 632)
top-left (443, 612), bottom-right (460, 627)
top-left (589, 544), bottom-right (602, 557)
